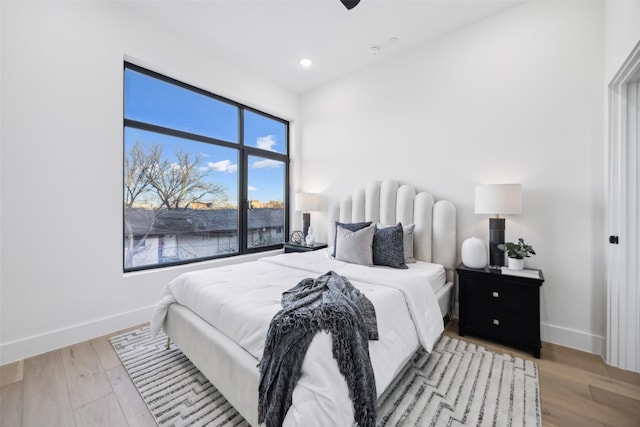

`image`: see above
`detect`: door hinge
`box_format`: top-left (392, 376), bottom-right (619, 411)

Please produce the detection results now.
top-left (609, 235), bottom-right (619, 244)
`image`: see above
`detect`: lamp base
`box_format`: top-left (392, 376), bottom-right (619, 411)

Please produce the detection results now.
top-left (489, 217), bottom-right (505, 267)
top-left (302, 212), bottom-right (310, 241)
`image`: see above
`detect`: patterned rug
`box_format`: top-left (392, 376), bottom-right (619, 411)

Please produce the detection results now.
top-left (111, 327), bottom-right (541, 426)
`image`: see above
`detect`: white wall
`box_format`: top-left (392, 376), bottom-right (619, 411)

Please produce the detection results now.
top-left (0, 1), bottom-right (298, 364)
top-left (299, 1), bottom-right (606, 354)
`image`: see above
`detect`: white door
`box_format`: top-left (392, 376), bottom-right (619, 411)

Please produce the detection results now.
top-left (607, 41), bottom-right (640, 373)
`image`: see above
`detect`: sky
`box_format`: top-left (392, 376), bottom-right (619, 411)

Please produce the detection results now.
top-left (124, 68), bottom-right (286, 206)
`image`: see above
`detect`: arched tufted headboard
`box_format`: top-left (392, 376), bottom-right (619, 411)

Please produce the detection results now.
top-left (327, 179), bottom-right (457, 272)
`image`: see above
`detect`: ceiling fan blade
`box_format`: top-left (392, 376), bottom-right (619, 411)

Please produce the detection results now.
top-left (340, 0), bottom-right (361, 10)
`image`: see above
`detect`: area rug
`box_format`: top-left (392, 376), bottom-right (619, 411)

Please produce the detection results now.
top-left (111, 327), bottom-right (541, 427)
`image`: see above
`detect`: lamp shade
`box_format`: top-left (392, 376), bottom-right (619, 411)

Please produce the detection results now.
top-left (475, 184), bottom-right (522, 215)
top-left (295, 193), bottom-right (319, 212)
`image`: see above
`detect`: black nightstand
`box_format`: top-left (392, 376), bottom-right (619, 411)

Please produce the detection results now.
top-left (456, 264), bottom-right (545, 358)
top-left (283, 242), bottom-right (328, 253)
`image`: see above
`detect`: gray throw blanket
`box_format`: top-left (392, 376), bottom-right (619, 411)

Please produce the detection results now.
top-left (258, 271), bottom-right (379, 427)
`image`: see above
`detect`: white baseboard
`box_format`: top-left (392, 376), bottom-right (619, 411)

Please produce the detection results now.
top-left (0, 305), bottom-right (155, 366)
top-left (541, 322), bottom-right (605, 358)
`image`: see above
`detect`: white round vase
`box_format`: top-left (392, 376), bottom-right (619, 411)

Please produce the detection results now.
top-left (461, 237), bottom-right (487, 269)
top-left (305, 226), bottom-right (315, 245)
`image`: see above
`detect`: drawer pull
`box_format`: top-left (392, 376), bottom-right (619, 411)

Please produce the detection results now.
top-left (492, 319), bottom-right (500, 326)
top-left (492, 291), bottom-right (499, 298)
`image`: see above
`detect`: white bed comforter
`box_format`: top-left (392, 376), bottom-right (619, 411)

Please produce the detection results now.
top-left (150, 250), bottom-right (444, 426)
top-left (262, 249), bottom-right (445, 352)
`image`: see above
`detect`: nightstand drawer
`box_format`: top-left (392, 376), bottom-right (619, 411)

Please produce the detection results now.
top-left (463, 278), bottom-right (537, 313)
top-left (465, 308), bottom-right (537, 344)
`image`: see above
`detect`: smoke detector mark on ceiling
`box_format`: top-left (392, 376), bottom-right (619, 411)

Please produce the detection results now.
top-left (369, 45), bottom-right (381, 55)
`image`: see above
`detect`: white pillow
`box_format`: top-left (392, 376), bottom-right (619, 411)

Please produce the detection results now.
top-left (377, 223), bottom-right (416, 263)
top-left (335, 223), bottom-right (376, 266)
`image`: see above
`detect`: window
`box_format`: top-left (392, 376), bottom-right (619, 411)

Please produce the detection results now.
top-left (123, 63), bottom-right (289, 272)
top-left (247, 155), bottom-right (286, 249)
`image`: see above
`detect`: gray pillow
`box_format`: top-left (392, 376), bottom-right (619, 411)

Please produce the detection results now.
top-left (373, 223), bottom-right (408, 269)
top-left (335, 223), bottom-right (376, 266)
top-left (377, 222), bottom-right (416, 263)
top-left (402, 223), bottom-right (416, 263)
top-left (332, 221), bottom-right (372, 257)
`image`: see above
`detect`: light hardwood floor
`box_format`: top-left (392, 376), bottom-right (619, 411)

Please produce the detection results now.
top-left (1, 321), bottom-right (639, 427)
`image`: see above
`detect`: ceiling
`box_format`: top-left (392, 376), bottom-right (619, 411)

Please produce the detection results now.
top-left (120, 0), bottom-right (524, 94)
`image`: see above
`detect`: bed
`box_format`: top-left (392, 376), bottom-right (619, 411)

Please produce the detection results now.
top-left (150, 179), bottom-right (456, 426)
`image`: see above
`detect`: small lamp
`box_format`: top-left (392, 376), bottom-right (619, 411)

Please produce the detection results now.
top-left (295, 193), bottom-right (319, 241)
top-left (475, 184), bottom-right (522, 267)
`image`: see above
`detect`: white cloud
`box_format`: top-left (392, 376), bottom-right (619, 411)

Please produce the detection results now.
top-left (207, 159), bottom-right (237, 173)
top-left (248, 186), bottom-right (258, 191)
top-left (256, 135), bottom-right (277, 151)
top-left (251, 158), bottom-right (281, 169)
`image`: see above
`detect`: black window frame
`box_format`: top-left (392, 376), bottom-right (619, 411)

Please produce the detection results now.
top-left (123, 62), bottom-right (289, 272)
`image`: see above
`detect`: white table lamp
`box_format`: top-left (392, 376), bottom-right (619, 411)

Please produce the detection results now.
top-left (295, 193), bottom-right (319, 241)
top-left (475, 184), bottom-right (522, 267)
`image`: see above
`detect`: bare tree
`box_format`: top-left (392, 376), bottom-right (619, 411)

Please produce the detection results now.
top-left (148, 147), bottom-right (225, 209)
top-left (124, 141), bottom-right (157, 208)
top-left (124, 141), bottom-right (227, 268)
top-left (124, 141), bottom-right (159, 268)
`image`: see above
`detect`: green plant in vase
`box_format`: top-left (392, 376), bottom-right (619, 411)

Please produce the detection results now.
top-left (498, 238), bottom-right (535, 270)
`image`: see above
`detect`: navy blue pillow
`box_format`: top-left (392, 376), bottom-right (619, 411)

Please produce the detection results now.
top-left (332, 221), bottom-right (372, 257)
top-left (373, 223), bottom-right (408, 269)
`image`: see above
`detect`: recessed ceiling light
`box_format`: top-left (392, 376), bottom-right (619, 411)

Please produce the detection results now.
top-left (299, 58), bottom-right (312, 68)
